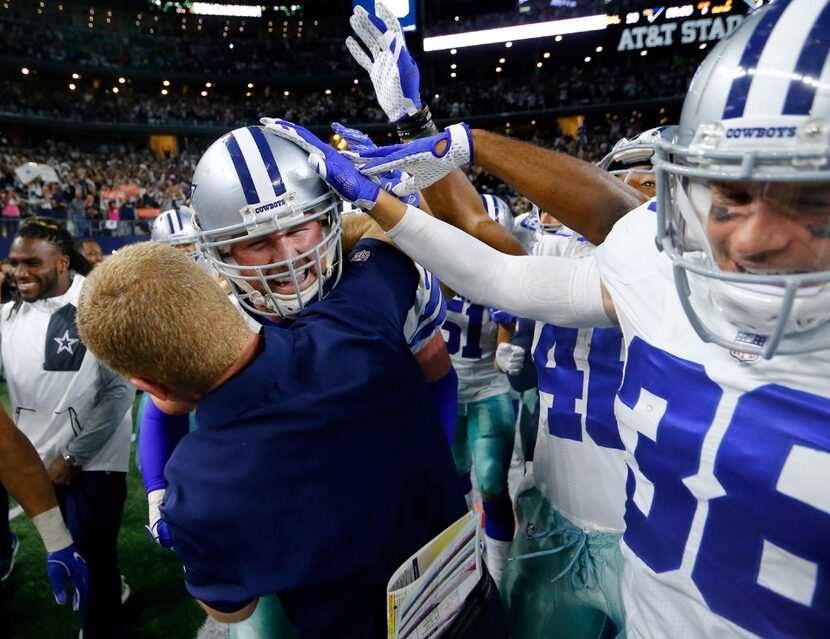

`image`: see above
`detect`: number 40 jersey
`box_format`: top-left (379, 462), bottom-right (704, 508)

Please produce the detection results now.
top-left (596, 202), bottom-right (830, 639)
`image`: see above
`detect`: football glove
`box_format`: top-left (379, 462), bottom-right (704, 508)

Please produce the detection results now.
top-left (146, 488), bottom-right (174, 549)
top-left (346, 2), bottom-right (422, 123)
top-left (496, 342), bottom-right (526, 375)
top-left (357, 123), bottom-right (474, 196)
top-left (262, 118), bottom-right (381, 210)
top-left (47, 543), bottom-right (89, 611)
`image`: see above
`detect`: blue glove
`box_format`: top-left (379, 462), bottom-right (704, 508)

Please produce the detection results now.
top-left (346, 2), bottom-right (422, 123)
top-left (331, 121), bottom-right (378, 155)
top-left (261, 117), bottom-right (381, 210)
top-left (358, 123), bottom-right (474, 196)
top-left (47, 543), bottom-right (89, 611)
top-left (330, 122), bottom-right (420, 207)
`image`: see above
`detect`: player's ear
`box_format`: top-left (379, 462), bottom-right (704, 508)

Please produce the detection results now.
top-left (130, 376), bottom-right (172, 400)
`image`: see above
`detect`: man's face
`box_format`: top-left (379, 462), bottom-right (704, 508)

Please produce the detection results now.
top-left (704, 180), bottom-right (830, 276)
top-left (229, 219), bottom-right (325, 299)
top-left (173, 242), bottom-right (196, 255)
top-left (80, 241), bottom-right (103, 265)
top-left (620, 168), bottom-right (656, 198)
top-left (8, 237), bottom-right (69, 302)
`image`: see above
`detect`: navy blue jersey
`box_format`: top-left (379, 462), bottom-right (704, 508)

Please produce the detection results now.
top-left (162, 240), bottom-right (465, 639)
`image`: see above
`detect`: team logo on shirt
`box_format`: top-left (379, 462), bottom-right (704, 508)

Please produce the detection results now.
top-left (44, 304), bottom-right (87, 371)
top-left (729, 332), bottom-right (766, 363)
top-left (350, 249), bottom-right (371, 262)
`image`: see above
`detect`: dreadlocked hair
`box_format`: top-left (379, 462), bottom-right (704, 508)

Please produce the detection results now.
top-left (9, 217), bottom-right (91, 315)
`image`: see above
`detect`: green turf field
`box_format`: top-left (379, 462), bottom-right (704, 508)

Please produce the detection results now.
top-left (0, 385), bottom-right (207, 638)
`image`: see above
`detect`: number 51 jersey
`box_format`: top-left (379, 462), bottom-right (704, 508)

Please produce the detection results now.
top-left (596, 202), bottom-right (830, 639)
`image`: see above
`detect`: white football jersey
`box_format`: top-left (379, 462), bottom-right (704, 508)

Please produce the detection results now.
top-left (0, 276), bottom-right (131, 472)
top-left (596, 201), bottom-right (830, 639)
top-left (403, 264), bottom-right (446, 355)
top-left (531, 227), bottom-right (627, 532)
top-left (442, 296), bottom-right (511, 403)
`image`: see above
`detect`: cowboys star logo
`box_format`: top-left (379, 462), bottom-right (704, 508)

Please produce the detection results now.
top-left (54, 330), bottom-right (79, 355)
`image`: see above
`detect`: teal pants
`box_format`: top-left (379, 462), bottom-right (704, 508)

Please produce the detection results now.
top-left (230, 595), bottom-right (296, 639)
top-left (501, 485), bottom-right (626, 639)
top-left (452, 393), bottom-right (516, 496)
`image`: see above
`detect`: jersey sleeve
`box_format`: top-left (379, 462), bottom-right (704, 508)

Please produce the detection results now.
top-left (403, 264), bottom-right (447, 354)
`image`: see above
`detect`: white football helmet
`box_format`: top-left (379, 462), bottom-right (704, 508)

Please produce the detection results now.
top-left (481, 194), bottom-right (513, 233)
top-left (653, 0), bottom-right (830, 358)
top-left (190, 125), bottom-right (343, 319)
top-left (151, 206), bottom-right (199, 258)
top-left (599, 126), bottom-right (677, 193)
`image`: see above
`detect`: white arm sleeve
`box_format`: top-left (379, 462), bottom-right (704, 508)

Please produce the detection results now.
top-left (386, 205), bottom-right (616, 328)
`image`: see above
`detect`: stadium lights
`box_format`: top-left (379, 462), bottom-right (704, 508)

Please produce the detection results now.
top-left (353, 78), bottom-right (359, 84)
top-left (555, 35), bottom-right (563, 42)
top-left (112, 87), bottom-right (119, 93)
top-left (499, 57), bottom-right (505, 63)
top-left (584, 56), bottom-right (591, 62)
top-left (206, 82), bottom-right (213, 88)
top-left (163, 80), bottom-right (170, 86)
top-left (201, 90), bottom-right (208, 96)
top-left (595, 46), bottom-right (603, 52)
top-left (161, 89), bottom-right (168, 95)
top-left (118, 77), bottom-right (126, 84)
top-left (423, 15), bottom-right (606, 52)
top-left (505, 42), bottom-right (512, 48)
top-left (21, 67), bottom-right (29, 75)
top-left (641, 50), bottom-right (648, 56)
top-left (283, 90), bottom-right (290, 96)
top-left (450, 72), bottom-right (457, 78)
top-left (68, 83), bottom-right (76, 90)
top-left (229, 43), bottom-right (234, 48)
top-left (72, 73), bottom-right (81, 79)
top-left (247, 82), bottom-right (254, 88)
top-left (543, 52), bottom-right (550, 58)
top-left (536, 61), bottom-right (542, 67)
top-left (495, 66), bottom-right (502, 72)
top-left (191, 2), bottom-right (262, 18)
top-left (324, 89), bottom-right (332, 95)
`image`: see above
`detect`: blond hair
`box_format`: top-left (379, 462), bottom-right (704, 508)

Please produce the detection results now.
top-left (77, 242), bottom-right (250, 396)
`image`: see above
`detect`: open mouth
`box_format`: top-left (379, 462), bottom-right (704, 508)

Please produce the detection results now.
top-left (733, 261), bottom-right (807, 276)
top-left (269, 268), bottom-right (316, 295)
top-left (16, 281), bottom-right (37, 295)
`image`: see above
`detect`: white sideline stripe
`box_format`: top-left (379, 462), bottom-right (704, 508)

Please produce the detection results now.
top-left (9, 432), bottom-right (137, 522)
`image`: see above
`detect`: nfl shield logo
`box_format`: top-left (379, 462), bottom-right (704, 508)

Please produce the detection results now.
top-left (350, 249), bottom-right (371, 262)
top-left (729, 332), bottom-right (767, 363)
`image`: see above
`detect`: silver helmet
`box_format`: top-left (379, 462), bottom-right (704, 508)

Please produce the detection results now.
top-left (512, 209), bottom-right (540, 254)
top-left (151, 206), bottom-right (199, 258)
top-left (598, 126), bottom-right (677, 196)
top-left (653, 0), bottom-right (830, 358)
top-left (190, 125), bottom-right (343, 319)
top-left (481, 194), bottom-right (513, 233)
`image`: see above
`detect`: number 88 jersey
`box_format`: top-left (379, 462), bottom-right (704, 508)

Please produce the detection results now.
top-left (597, 204), bottom-right (830, 639)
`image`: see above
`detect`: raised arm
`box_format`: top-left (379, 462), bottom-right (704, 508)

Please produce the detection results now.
top-left (469, 130), bottom-right (647, 244)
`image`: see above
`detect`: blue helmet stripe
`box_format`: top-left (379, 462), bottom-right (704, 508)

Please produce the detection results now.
top-left (782, 0), bottom-right (830, 115)
top-left (165, 211), bottom-right (175, 234)
top-left (723, 1), bottom-right (790, 119)
top-left (224, 134), bottom-right (259, 205)
top-left (247, 126), bottom-right (286, 197)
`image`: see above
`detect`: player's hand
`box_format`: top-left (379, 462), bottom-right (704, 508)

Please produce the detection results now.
top-left (331, 122), bottom-right (421, 207)
top-left (145, 488), bottom-right (174, 549)
top-left (261, 118), bottom-right (381, 210)
top-left (496, 343), bottom-right (526, 375)
top-left (47, 543), bottom-right (89, 611)
top-left (331, 121), bottom-right (378, 155)
top-left (357, 124), bottom-right (474, 196)
top-left (346, 2), bottom-right (421, 123)
top-left (47, 456), bottom-right (81, 487)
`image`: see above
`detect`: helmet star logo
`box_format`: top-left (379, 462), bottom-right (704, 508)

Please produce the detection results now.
top-left (54, 330), bottom-right (79, 355)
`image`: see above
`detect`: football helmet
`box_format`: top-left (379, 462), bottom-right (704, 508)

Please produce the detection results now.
top-left (190, 125), bottom-right (343, 319)
top-left (598, 126), bottom-right (677, 196)
top-left (151, 206), bottom-right (199, 258)
top-left (481, 194), bottom-right (513, 233)
top-left (653, 0), bottom-right (830, 358)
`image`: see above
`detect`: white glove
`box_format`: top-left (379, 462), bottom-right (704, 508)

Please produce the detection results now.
top-left (357, 123), bottom-right (474, 196)
top-left (146, 488), bottom-right (173, 549)
top-left (496, 342), bottom-right (526, 375)
top-left (346, 2), bottom-right (422, 123)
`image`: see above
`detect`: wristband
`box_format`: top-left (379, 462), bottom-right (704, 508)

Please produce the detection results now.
top-left (397, 105), bottom-right (439, 142)
top-left (32, 506), bottom-right (74, 553)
